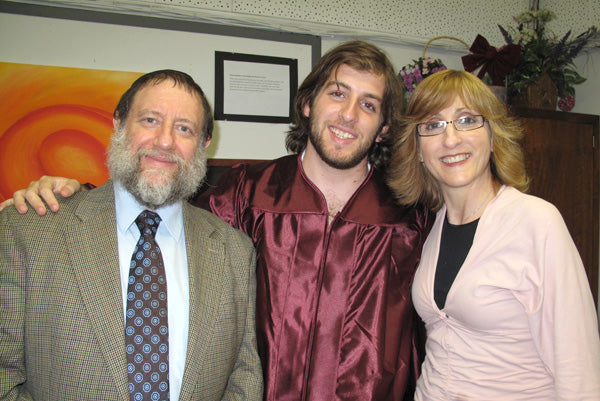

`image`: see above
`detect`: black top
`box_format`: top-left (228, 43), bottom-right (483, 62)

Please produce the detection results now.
top-left (434, 214), bottom-right (479, 309)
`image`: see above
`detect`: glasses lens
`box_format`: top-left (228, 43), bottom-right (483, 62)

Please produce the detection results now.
top-left (455, 115), bottom-right (484, 131)
top-left (418, 121), bottom-right (446, 136)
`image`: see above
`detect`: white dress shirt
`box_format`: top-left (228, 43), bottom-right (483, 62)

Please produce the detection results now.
top-left (114, 182), bottom-right (189, 400)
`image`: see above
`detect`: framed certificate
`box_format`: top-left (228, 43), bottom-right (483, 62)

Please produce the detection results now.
top-left (215, 52), bottom-right (297, 123)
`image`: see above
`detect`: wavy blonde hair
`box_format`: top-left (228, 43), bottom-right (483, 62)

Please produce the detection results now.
top-left (387, 69), bottom-right (529, 211)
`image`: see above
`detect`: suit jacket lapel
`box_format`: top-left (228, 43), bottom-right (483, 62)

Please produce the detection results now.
top-left (179, 204), bottom-right (227, 401)
top-left (65, 181), bottom-right (129, 401)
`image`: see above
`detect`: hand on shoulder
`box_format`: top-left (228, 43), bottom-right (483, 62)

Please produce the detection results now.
top-left (0, 175), bottom-right (83, 215)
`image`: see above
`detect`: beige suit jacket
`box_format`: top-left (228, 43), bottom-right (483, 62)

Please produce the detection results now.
top-left (0, 181), bottom-right (263, 400)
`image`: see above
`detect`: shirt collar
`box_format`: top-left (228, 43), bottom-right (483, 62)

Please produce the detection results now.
top-left (113, 181), bottom-right (184, 241)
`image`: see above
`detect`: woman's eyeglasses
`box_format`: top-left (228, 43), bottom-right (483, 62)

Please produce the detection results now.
top-left (417, 115), bottom-right (486, 137)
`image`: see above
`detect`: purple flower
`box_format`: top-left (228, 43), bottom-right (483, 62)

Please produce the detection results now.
top-left (403, 77), bottom-right (413, 91)
top-left (398, 57), bottom-right (447, 91)
top-left (413, 69), bottom-right (423, 83)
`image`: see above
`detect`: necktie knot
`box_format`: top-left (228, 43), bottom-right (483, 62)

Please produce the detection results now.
top-left (135, 210), bottom-right (161, 239)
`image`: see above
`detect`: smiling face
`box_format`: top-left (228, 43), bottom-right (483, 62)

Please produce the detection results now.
top-left (418, 97), bottom-right (493, 197)
top-left (108, 79), bottom-right (210, 208)
top-left (122, 80), bottom-right (207, 179)
top-left (302, 64), bottom-right (388, 170)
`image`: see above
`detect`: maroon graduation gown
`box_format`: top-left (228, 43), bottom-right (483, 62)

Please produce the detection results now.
top-left (192, 154), bottom-right (432, 401)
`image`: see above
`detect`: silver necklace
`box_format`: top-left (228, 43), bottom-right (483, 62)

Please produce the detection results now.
top-left (462, 188), bottom-right (493, 224)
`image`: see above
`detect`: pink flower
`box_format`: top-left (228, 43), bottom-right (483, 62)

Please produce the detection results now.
top-left (413, 69), bottom-right (423, 83)
top-left (398, 57), bottom-right (447, 92)
top-left (402, 76), bottom-right (413, 92)
top-left (558, 95), bottom-right (575, 112)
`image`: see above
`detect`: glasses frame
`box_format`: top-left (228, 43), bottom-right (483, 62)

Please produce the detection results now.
top-left (416, 114), bottom-right (487, 137)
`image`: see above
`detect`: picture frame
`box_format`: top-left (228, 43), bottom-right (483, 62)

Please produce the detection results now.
top-left (214, 51), bottom-right (298, 123)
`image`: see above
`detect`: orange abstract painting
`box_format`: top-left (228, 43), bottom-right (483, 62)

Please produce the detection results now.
top-left (0, 63), bottom-right (143, 202)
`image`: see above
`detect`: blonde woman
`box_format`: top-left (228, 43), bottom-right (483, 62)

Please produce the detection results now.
top-left (388, 69), bottom-right (600, 400)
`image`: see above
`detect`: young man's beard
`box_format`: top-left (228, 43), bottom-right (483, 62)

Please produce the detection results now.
top-left (308, 113), bottom-right (374, 170)
top-left (107, 126), bottom-right (207, 209)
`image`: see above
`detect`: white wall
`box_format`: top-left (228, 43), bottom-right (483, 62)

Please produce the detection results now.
top-left (8, 0), bottom-right (599, 118)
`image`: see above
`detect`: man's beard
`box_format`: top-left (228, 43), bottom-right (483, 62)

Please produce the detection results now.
top-left (107, 126), bottom-right (207, 209)
top-left (308, 116), bottom-right (373, 170)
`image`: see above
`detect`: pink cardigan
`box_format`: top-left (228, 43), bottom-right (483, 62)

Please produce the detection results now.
top-left (413, 185), bottom-right (600, 400)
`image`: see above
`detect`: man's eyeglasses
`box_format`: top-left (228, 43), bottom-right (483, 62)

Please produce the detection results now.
top-left (417, 115), bottom-right (486, 137)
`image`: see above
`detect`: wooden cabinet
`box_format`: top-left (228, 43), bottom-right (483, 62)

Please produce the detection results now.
top-left (514, 108), bottom-right (599, 305)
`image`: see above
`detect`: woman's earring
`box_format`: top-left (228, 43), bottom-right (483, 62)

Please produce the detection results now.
top-left (419, 154), bottom-right (424, 163)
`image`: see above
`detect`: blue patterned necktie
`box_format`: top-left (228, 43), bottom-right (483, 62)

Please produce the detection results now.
top-left (126, 210), bottom-right (169, 401)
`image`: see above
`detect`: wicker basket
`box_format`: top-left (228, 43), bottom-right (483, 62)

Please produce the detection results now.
top-left (422, 36), bottom-right (470, 59)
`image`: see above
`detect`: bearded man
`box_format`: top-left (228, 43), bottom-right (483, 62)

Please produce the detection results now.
top-left (0, 69), bottom-right (263, 401)
top-left (2, 42), bottom-right (434, 401)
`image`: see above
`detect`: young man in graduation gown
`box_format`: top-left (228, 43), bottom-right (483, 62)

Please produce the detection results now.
top-left (194, 41), bottom-right (433, 400)
top-left (2, 42), bottom-right (433, 400)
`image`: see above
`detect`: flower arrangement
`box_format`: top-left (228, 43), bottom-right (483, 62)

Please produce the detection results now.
top-left (399, 57), bottom-right (447, 93)
top-left (498, 8), bottom-right (599, 111)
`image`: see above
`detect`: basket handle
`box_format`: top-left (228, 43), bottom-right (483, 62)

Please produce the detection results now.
top-left (422, 36), bottom-right (470, 58)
